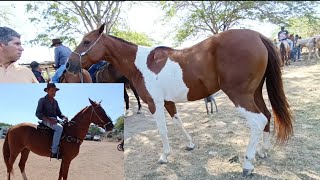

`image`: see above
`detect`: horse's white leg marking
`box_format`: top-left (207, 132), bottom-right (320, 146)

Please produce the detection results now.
top-left (22, 171), bottom-right (28, 180)
top-left (154, 101), bottom-right (171, 164)
top-left (257, 131), bottom-right (271, 158)
top-left (237, 106), bottom-right (267, 171)
top-left (173, 113), bottom-right (195, 149)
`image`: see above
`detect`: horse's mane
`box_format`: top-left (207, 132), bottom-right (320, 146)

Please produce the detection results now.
top-left (155, 46), bottom-right (173, 50)
top-left (70, 105), bottom-right (90, 122)
top-left (108, 35), bottom-right (136, 46)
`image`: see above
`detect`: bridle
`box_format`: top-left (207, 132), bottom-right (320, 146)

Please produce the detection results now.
top-left (90, 104), bottom-right (112, 129)
top-left (71, 33), bottom-right (104, 83)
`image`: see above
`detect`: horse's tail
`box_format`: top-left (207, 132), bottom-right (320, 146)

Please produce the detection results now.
top-left (259, 35), bottom-right (294, 144)
top-left (3, 128), bottom-right (14, 176)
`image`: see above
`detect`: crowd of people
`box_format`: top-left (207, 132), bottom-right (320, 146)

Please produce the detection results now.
top-left (275, 26), bottom-right (302, 62)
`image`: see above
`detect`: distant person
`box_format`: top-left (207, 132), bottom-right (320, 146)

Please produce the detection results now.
top-left (30, 61), bottom-right (46, 83)
top-left (50, 38), bottom-right (72, 83)
top-left (36, 83), bottom-right (68, 159)
top-left (294, 34), bottom-right (301, 61)
top-left (278, 26), bottom-right (293, 49)
top-left (0, 26), bottom-right (38, 83)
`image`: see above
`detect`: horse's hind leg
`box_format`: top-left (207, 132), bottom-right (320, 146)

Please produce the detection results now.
top-left (165, 101), bottom-right (195, 150)
top-left (226, 92), bottom-right (267, 177)
top-left (254, 81), bottom-right (272, 158)
top-left (212, 97), bottom-right (218, 113)
top-left (124, 88), bottom-right (130, 117)
top-left (204, 99), bottom-right (209, 114)
top-left (18, 149), bottom-right (30, 180)
top-left (130, 82), bottom-right (142, 114)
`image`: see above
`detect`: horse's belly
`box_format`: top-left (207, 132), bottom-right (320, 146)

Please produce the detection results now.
top-left (143, 60), bottom-right (189, 103)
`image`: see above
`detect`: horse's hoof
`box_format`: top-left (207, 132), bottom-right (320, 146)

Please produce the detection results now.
top-left (185, 143), bottom-right (195, 151)
top-left (137, 110), bottom-right (142, 114)
top-left (158, 156), bottom-right (168, 164)
top-left (242, 169), bottom-right (254, 178)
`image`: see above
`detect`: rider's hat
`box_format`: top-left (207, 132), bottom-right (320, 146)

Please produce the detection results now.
top-left (44, 83), bottom-right (60, 92)
top-left (50, 38), bottom-right (62, 47)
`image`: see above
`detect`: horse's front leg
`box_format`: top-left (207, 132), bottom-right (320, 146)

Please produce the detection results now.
top-left (150, 100), bottom-right (171, 164)
top-left (58, 160), bottom-right (71, 180)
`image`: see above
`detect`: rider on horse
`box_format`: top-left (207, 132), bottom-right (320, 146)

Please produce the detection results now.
top-left (278, 26), bottom-right (293, 50)
top-left (35, 83), bottom-right (68, 159)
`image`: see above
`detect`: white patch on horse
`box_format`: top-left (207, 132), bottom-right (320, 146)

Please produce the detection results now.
top-left (134, 46), bottom-right (189, 103)
top-left (237, 106), bottom-right (267, 170)
top-left (173, 113), bottom-right (195, 149)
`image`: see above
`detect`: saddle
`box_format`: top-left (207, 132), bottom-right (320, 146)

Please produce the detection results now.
top-left (37, 121), bottom-right (55, 136)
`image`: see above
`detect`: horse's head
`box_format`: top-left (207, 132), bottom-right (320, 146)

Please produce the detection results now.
top-left (66, 24), bottom-right (107, 74)
top-left (88, 98), bottom-right (114, 132)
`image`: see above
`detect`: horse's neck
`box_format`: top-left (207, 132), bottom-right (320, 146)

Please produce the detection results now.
top-left (102, 36), bottom-right (138, 79)
top-left (64, 108), bottom-right (92, 140)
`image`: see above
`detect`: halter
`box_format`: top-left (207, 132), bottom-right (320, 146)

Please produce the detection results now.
top-left (71, 33), bottom-right (104, 83)
top-left (90, 104), bottom-right (112, 129)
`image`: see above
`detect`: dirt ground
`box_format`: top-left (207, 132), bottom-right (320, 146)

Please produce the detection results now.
top-left (124, 55), bottom-right (320, 180)
top-left (0, 139), bottom-right (124, 180)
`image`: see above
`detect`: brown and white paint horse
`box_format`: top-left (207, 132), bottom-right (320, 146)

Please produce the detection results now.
top-left (66, 24), bottom-right (293, 177)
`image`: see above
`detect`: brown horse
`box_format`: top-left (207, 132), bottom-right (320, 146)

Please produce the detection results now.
top-left (3, 98), bottom-right (114, 180)
top-left (59, 69), bottom-right (92, 83)
top-left (94, 62), bottom-right (142, 115)
top-left (66, 24), bottom-right (293, 177)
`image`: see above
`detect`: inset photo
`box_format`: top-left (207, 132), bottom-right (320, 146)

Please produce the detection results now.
top-left (0, 83), bottom-right (124, 180)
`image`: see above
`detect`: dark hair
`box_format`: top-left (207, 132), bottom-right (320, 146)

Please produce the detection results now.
top-left (0, 27), bottom-right (21, 45)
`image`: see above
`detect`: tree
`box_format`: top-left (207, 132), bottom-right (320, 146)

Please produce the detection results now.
top-left (0, 5), bottom-right (13, 26)
top-left (88, 125), bottom-right (103, 135)
top-left (114, 116), bottom-right (124, 131)
top-left (287, 15), bottom-right (320, 38)
top-left (155, 1), bottom-right (319, 46)
top-left (112, 27), bottom-right (155, 46)
top-left (25, 1), bottom-right (124, 48)
top-left (0, 122), bottom-right (12, 127)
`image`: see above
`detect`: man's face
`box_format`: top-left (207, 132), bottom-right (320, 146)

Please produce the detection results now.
top-left (47, 88), bottom-right (57, 98)
top-left (0, 37), bottom-right (24, 63)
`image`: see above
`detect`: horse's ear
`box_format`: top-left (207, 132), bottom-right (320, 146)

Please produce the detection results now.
top-left (89, 98), bottom-right (94, 105)
top-left (99, 100), bottom-right (102, 104)
top-left (98, 23), bottom-right (105, 34)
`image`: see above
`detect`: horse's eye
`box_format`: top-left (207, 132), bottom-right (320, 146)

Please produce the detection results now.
top-left (84, 41), bottom-right (90, 45)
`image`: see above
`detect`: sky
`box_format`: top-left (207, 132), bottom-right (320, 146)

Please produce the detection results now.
top-left (0, 83), bottom-right (124, 126)
top-left (0, 1), bottom-right (279, 64)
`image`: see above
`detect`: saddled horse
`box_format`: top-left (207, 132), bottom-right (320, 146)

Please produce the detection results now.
top-left (59, 68), bottom-right (92, 83)
top-left (66, 24), bottom-right (293, 177)
top-left (3, 99), bottom-right (114, 180)
top-left (277, 40), bottom-right (291, 66)
top-left (93, 62), bottom-right (142, 116)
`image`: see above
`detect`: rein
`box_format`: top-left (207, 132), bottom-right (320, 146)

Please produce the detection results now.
top-left (71, 33), bottom-right (104, 83)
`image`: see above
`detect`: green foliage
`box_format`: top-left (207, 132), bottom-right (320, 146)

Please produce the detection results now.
top-left (25, 1), bottom-right (123, 49)
top-left (88, 125), bottom-right (103, 135)
top-left (111, 27), bottom-right (155, 46)
top-left (0, 5), bottom-right (14, 26)
top-left (114, 116), bottom-right (124, 131)
top-left (0, 122), bottom-right (12, 127)
top-left (287, 15), bottom-right (320, 38)
top-left (155, 1), bottom-right (319, 46)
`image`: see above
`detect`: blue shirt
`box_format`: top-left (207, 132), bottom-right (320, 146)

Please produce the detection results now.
top-left (54, 45), bottom-right (72, 69)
